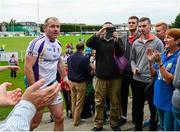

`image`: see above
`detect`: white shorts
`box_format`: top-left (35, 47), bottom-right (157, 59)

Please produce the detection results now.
top-left (51, 90), bottom-right (63, 105)
top-left (41, 80), bottom-right (64, 105)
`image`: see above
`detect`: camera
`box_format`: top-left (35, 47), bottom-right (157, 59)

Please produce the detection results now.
top-left (106, 27), bottom-right (116, 33)
top-left (105, 27), bottom-right (116, 39)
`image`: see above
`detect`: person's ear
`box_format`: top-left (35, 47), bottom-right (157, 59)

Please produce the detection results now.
top-left (175, 39), bottom-right (180, 46)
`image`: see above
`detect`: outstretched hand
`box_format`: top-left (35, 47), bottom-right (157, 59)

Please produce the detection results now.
top-left (9, 66), bottom-right (20, 72)
top-left (0, 82), bottom-right (21, 106)
top-left (22, 79), bottom-right (60, 110)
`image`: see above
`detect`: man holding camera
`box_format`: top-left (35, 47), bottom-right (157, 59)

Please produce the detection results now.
top-left (86, 22), bottom-right (124, 131)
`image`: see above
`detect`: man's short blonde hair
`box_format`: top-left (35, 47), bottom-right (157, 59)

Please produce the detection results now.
top-left (155, 22), bottom-right (168, 31)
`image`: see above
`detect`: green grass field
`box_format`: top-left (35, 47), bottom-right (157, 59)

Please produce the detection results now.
top-left (0, 34), bottom-right (92, 120)
top-left (0, 34), bottom-right (92, 55)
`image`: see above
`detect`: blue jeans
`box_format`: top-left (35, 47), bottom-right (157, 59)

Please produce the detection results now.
top-left (157, 108), bottom-right (174, 131)
top-left (172, 106), bottom-right (180, 131)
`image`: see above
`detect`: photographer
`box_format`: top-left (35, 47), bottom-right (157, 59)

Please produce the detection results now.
top-left (86, 22), bottom-right (124, 131)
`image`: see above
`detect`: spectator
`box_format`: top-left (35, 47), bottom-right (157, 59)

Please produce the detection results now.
top-left (130, 17), bottom-right (164, 130)
top-left (66, 43), bottom-right (74, 55)
top-left (8, 54), bottom-right (18, 78)
top-left (143, 22), bottom-right (168, 128)
top-left (146, 28), bottom-right (180, 131)
top-left (172, 50), bottom-right (180, 131)
top-left (86, 22), bottom-right (124, 131)
top-left (67, 43), bottom-right (91, 126)
top-left (120, 16), bottom-right (141, 125)
top-left (81, 48), bottom-right (95, 119)
top-left (155, 22), bottom-right (168, 45)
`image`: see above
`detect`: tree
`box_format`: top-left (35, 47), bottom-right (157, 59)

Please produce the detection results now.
top-left (7, 19), bottom-right (16, 32)
top-left (171, 13), bottom-right (180, 28)
top-left (9, 19), bottom-right (16, 25)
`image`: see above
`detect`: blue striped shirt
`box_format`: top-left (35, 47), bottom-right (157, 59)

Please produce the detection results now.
top-left (0, 100), bottom-right (36, 131)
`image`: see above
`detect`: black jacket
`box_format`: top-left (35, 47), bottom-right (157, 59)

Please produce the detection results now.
top-left (86, 35), bottom-right (124, 79)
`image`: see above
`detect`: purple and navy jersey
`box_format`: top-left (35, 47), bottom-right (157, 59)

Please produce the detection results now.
top-left (26, 34), bottom-right (62, 88)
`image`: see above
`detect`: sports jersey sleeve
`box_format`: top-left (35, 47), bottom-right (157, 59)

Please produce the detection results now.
top-left (26, 40), bottom-right (41, 57)
top-left (26, 35), bottom-right (45, 57)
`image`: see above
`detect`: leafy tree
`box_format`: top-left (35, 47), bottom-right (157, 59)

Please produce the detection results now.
top-left (9, 19), bottom-right (16, 25)
top-left (171, 13), bottom-right (180, 28)
top-left (40, 23), bottom-right (102, 32)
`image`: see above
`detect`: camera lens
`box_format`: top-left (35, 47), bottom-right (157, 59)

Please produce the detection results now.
top-left (106, 27), bottom-right (116, 33)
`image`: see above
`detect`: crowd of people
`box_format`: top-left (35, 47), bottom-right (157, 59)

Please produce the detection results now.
top-left (0, 16), bottom-right (180, 131)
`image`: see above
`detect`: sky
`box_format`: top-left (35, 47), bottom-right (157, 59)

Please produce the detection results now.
top-left (0, 0), bottom-right (180, 25)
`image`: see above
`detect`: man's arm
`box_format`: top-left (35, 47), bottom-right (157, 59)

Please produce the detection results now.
top-left (58, 57), bottom-right (72, 88)
top-left (130, 43), bottom-right (139, 75)
top-left (86, 26), bottom-right (106, 49)
top-left (57, 57), bottom-right (66, 79)
top-left (24, 55), bottom-right (37, 86)
top-left (0, 66), bottom-right (20, 72)
top-left (86, 35), bottom-right (99, 49)
top-left (0, 100), bottom-right (36, 131)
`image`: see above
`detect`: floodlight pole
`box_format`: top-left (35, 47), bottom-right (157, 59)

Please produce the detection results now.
top-left (37, 0), bottom-right (40, 35)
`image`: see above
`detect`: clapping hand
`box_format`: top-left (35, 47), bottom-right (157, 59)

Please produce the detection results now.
top-left (146, 48), bottom-right (154, 64)
top-left (154, 50), bottom-right (162, 64)
top-left (0, 82), bottom-right (21, 106)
